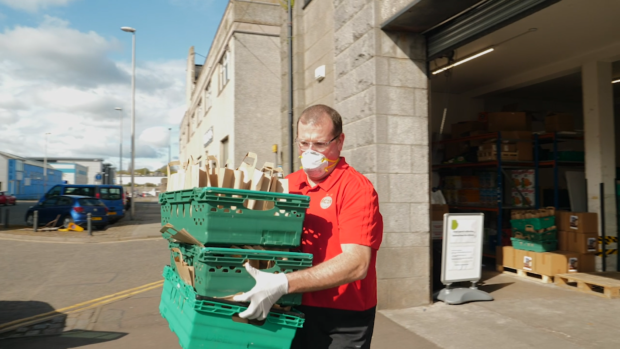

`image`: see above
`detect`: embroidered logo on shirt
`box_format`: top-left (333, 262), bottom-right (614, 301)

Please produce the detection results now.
top-left (320, 196), bottom-right (332, 209)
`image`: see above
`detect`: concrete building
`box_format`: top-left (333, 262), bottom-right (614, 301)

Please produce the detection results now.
top-left (179, 0), bottom-right (619, 310)
top-left (27, 157), bottom-right (110, 185)
top-left (117, 175), bottom-right (165, 186)
top-left (179, 0), bottom-right (282, 169)
top-left (49, 163), bottom-right (89, 184)
top-left (0, 151), bottom-right (63, 199)
top-left (283, 0), bottom-right (619, 309)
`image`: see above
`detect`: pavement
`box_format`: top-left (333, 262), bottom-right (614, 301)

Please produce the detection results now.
top-left (2, 201), bottom-right (620, 348)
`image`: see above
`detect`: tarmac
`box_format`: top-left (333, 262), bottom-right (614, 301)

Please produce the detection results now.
top-left (1, 200), bottom-right (620, 348)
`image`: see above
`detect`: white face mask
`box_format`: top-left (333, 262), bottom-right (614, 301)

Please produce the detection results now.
top-left (300, 150), bottom-right (339, 178)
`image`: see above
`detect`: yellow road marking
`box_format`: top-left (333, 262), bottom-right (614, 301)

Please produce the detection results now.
top-left (0, 280), bottom-right (164, 332)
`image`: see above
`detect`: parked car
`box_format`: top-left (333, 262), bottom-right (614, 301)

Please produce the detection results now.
top-left (0, 192), bottom-right (16, 205)
top-left (41, 184), bottom-right (125, 224)
top-left (25, 195), bottom-right (109, 229)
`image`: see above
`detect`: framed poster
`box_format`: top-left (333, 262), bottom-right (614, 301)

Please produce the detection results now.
top-left (441, 213), bottom-right (485, 284)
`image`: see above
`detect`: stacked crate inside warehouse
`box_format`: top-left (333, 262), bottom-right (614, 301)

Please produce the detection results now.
top-left (498, 208), bottom-right (597, 279)
top-left (158, 153), bottom-right (312, 349)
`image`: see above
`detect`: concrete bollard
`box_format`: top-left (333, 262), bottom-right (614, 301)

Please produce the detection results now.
top-left (33, 210), bottom-right (38, 232)
top-left (87, 213), bottom-right (92, 236)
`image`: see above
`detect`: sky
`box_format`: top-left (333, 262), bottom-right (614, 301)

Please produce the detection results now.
top-left (0, 0), bottom-right (228, 171)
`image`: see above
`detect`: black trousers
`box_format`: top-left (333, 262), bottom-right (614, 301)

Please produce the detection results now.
top-left (290, 305), bottom-right (376, 349)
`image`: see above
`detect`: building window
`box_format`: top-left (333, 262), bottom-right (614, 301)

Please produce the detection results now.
top-left (221, 136), bottom-right (229, 164)
top-left (219, 50), bottom-right (230, 91)
top-left (197, 99), bottom-right (203, 125)
top-left (205, 81), bottom-right (212, 112)
top-left (191, 112), bottom-right (197, 135)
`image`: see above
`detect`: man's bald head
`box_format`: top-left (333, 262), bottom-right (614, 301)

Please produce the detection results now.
top-left (297, 104), bottom-right (343, 138)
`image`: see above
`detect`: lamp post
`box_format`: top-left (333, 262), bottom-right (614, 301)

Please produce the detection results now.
top-left (44, 132), bottom-right (51, 196)
top-left (168, 128), bottom-right (172, 163)
top-left (115, 107), bottom-right (123, 186)
top-left (121, 26), bottom-right (136, 220)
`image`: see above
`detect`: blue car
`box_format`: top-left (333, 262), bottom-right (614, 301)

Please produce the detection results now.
top-left (41, 184), bottom-right (125, 224)
top-left (25, 195), bottom-right (109, 229)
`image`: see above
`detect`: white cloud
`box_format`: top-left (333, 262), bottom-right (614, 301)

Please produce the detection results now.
top-left (0, 17), bottom-right (185, 171)
top-left (0, 0), bottom-right (78, 12)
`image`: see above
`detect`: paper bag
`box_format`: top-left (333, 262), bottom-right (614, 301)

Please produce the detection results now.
top-left (160, 223), bottom-right (205, 247)
top-left (171, 247), bottom-right (195, 287)
top-left (166, 161), bottom-right (185, 192)
top-left (236, 152), bottom-right (258, 190)
top-left (207, 155), bottom-right (234, 188)
top-left (182, 157), bottom-right (194, 190)
top-left (188, 157), bottom-right (208, 188)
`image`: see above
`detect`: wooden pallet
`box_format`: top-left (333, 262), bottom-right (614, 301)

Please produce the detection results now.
top-left (554, 272), bottom-right (620, 299)
top-left (496, 265), bottom-right (553, 284)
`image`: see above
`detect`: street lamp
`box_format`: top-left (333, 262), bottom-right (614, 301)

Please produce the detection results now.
top-left (44, 132), bottom-right (51, 195)
top-left (115, 107), bottom-right (123, 186)
top-left (121, 26), bottom-right (136, 220)
top-left (168, 127), bottom-right (172, 163)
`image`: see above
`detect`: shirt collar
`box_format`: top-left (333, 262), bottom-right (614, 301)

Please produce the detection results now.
top-left (299, 157), bottom-right (348, 192)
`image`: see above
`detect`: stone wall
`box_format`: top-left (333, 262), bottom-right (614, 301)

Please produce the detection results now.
top-left (333, 0), bottom-right (431, 309)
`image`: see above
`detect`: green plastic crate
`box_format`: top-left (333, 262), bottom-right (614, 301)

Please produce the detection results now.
top-left (512, 229), bottom-right (557, 242)
top-left (511, 237), bottom-right (557, 252)
top-left (510, 216), bottom-right (555, 231)
top-left (160, 266), bottom-right (304, 349)
top-left (160, 187), bottom-right (310, 247)
top-left (193, 247), bottom-right (313, 306)
top-left (168, 242), bottom-right (203, 275)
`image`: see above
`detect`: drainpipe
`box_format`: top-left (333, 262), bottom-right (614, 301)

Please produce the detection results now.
top-left (287, 0), bottom-right (294, 174)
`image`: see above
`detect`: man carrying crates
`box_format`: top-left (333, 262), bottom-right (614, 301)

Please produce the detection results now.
top-left (234, 105), bottom-right (384, 349)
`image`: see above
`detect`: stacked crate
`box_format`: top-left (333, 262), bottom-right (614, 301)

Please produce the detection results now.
top-left (509, 208), bottom-right (557, 253)
top-left (159, 187), bottom-right (312, 349)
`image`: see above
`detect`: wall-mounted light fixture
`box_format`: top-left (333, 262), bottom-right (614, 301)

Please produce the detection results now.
top-left (432, 48), bottom-right (494, 75)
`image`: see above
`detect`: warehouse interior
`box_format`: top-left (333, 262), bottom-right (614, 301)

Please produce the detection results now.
top-left (426, 0), bottom-right (620, 291)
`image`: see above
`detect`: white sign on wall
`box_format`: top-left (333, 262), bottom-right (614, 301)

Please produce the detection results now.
top-left (203, 126), bottom-right (214, 148)
top-left (441, 213), bottom-right (485, 284)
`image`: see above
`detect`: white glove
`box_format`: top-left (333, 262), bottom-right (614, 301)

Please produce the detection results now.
top-left (232, 263), bottom-right (289, 320)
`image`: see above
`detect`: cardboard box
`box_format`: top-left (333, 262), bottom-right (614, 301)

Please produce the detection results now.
top-left (578, 253), bottom-right (596, 272)
top-left (487, 112), bottom-right (532, 132)
top-left (501, 131), bottom-right (533, 161)
top-left (479, 143), bottom-right (518, 153)
top-left (537, 251), bottom-right (581, 276)
top-left (515, 249), bottom-right (538, 272)
top-left (556, 211), bottom-right (569, 230)
top-left (458, 189), bottom-right (480, 204)
top-left (460, 176), bottom-right (480, 189)
top-left (511, 188), bottom-right (535, 207)
top-left (567, 231), bottom-right (598, 254)
top-left (497, 246), bottom-right (516, 269)
top-left (566, 212), bottom-right (598, 233)
top-left (557, 230), bottom-right (570, 251)
top-left (469, 130), bottom-right (492, 146)
top-left (451, 121), bottom-right (487, 138)
top-left (545, 113), bottom-right (574, 133)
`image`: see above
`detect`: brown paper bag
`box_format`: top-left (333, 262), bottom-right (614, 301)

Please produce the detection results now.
top-left (237, 152), bottom-right (258, 190)
top-left (188, 157), bottom-right (208, 188)
top-left (171, 247), bottom-right (195, 287)
top-left (206, 155), bottom-right (234, 188)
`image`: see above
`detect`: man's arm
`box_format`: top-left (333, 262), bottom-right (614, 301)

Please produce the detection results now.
top-left (286, 243), bottom-right (371, 294)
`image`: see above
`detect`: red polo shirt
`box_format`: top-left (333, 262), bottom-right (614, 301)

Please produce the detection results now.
top-left (287, 158), bottom-right (383, 311)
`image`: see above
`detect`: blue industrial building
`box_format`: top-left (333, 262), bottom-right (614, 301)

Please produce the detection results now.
top-left (0, 151), bottom-right (63, 200)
